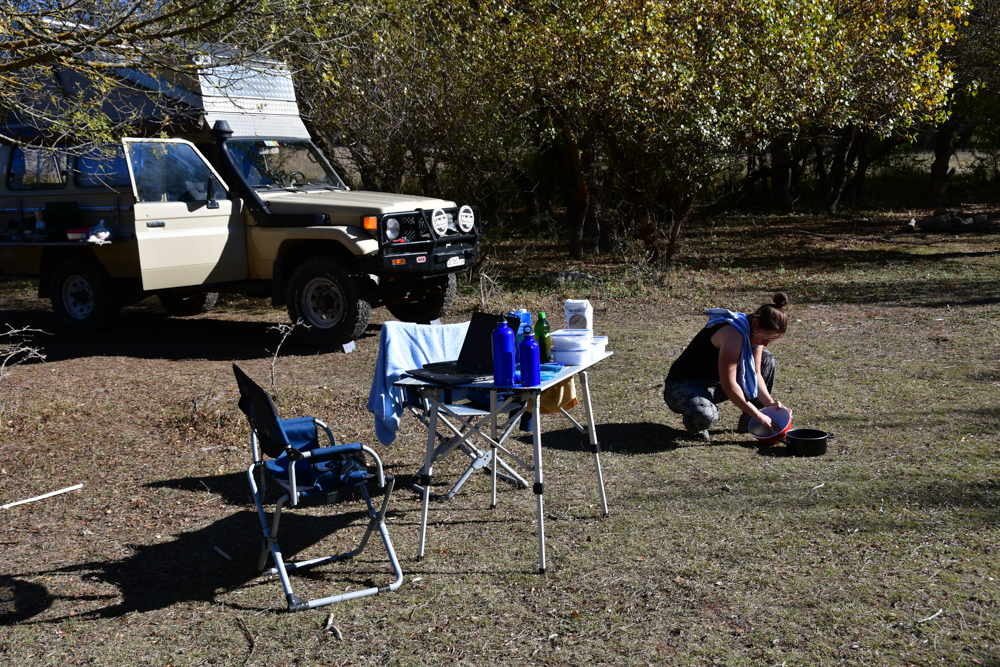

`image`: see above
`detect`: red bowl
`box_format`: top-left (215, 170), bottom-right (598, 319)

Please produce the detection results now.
top-left (748, 406), bottom-right (793, 444)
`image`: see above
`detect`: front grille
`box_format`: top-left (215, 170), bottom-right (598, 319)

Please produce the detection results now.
top-left (379, 207), bottom-right (478, 252)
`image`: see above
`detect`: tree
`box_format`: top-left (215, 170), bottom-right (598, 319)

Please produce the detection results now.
top-left (282, 0), bottom-right (970, 262)
top-left (928, 0), bottom-right (1000, 206)
top-left (483, 0), bottom-right (969, 257)
top-left (0, 0), bottom-right (344, 145)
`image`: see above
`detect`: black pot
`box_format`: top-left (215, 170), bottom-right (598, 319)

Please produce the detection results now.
top-left (782, 428), bottom-right (834, 457)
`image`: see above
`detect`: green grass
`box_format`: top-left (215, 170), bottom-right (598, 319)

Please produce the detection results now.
top-left (1, 210), bottom-right (999, 665)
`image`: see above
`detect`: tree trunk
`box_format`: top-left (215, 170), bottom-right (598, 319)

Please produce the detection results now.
top-left (663, 192), bottom-right (697, 265)
top-left (930, 121), bottom-right (957, 208)
top-left (849, 132), bottom-right (871, 203)
top-left (825, 125), bottom-right (859, 214)
top-left (770, 136), bottom-right (794, 212)
top-left (559, 122), bottom-right (590, 260)
top-left (812, 138), bottom-right (830, 197)
top-left (512, 169), bottom-right (539, 223)
top-left (581, 141), bottom-right (602, 254)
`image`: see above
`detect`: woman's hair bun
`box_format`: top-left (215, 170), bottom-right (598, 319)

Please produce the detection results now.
top-left (772, 292), bottom-right (789, 309)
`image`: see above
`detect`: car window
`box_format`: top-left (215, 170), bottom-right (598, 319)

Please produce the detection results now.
top-left (76, 147), bottom-right (132, 188)
top-left (126, 142), bottom-right (228, 203)
top-left (226, 139), bottom-right (345, 189)
top-left (7, 147), bottom-right (69, 190)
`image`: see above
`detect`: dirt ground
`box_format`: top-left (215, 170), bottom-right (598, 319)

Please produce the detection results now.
top-left (2, 213), bottom-right (999, 665)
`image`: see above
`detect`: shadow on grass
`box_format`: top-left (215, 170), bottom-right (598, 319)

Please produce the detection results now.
top-left (524, 422), bottom-right (763, 454)
top-left (9, 508), bottom-right (392, 622)
top-left (146, 471), bottom-right (249, 506)
top-left (0, 306), bottom-right (381, 363)
top-left (147, 471), bottom-right (396, 509)
top-left (889, 478), bottom-right (1000, 518)
top-left (0, 576), bottom-right (53, 625)
top-left (792, 276), bottom-right (1000, 308)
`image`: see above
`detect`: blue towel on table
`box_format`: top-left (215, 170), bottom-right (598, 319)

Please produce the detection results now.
top-left (367, 320), bottom-right (470, 445)
top-left (705, 308), bottom-right (757, 400)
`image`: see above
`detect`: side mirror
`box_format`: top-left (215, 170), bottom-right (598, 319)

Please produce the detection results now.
top-left (206, 177), bottom-right (220, 209)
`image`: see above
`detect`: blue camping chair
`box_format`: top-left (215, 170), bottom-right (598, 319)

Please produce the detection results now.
top-left (233, 364), bottom-right (402, 612)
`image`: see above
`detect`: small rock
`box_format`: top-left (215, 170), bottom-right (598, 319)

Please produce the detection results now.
top-left (954, 217), bottom-right (976, 233)
top-left (917, 214), bottom-right (952, 232)
top-left (973, 214), bottom-right (992, 230)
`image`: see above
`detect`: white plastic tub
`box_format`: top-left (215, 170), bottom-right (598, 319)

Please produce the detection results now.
top-left (552, 347), bottom-right (591, 366)
top-left (591, 336), bottom-right (608, 356)
top-left (550, 328), bottom-right (593, 350)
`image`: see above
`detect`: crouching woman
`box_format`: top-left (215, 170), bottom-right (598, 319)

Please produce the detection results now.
top-left (663, 292), bottom-right (790, 442)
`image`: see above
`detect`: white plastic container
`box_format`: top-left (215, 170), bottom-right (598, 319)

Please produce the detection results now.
top-left (550, 328), bottom-right (593, 350)
top-left (564, 299), bottom-right (593, 329)
top-left (552, 347), bottom-right (591, 366)
top-left (591, 335), bottom-right (608, 356)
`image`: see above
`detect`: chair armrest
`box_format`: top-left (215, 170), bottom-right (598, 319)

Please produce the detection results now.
top-left (303, 442), bottom-right (363, 463)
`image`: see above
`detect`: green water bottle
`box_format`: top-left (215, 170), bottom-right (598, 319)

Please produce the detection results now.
top-left (536, 311), bottom-right (552, 363)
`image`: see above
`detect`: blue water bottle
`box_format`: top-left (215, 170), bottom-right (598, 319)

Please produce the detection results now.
top-left (518, 326), bottom-right (541, 386)
top-left (492, 318), bottom-right (516, 386)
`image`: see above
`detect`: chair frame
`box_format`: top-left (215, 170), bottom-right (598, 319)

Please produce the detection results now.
top-left (235, 365), bottom-right (403, 612)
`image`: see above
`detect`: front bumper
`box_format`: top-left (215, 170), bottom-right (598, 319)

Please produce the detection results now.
top-left (359, 240), bottom-right (479, 276)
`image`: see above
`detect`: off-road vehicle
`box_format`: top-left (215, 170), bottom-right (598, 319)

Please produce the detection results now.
top-left (0, 63), bottom-right (480, 345)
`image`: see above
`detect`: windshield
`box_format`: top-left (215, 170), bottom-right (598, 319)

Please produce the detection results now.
top-left (226, 139), bottom-right (346, 190)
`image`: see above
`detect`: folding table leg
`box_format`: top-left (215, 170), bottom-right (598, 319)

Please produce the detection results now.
top-left (418, 393), bottom-right (440, 560)
top-left (531, 392), bottom-right (546, 574)
top-left (580, 370), bottom-right (610, 517)
top-left (490, 390), bottom-right (498, 509)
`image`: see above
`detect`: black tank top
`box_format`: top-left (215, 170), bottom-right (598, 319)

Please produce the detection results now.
top-left (667, 324), bottom-right (724, 383)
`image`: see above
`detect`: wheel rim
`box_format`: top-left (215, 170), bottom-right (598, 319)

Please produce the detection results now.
top-left (301, 276), bottom-right (344, 329)
top-left (62, 274), bottom-right (95, 319)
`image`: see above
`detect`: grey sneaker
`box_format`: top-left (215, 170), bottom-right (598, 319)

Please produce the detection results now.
top-left (693, 429), bottom-right (710, 443)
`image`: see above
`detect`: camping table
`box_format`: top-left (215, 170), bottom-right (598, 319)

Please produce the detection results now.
top-left (394, 351), bottom-right (612, 573)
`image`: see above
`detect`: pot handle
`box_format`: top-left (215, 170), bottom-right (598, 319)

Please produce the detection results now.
top-left (826, 432), bottom-right (835, 440)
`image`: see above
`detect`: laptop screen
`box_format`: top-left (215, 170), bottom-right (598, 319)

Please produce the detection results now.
top-left (455, 312), bottom-right (523, 371)
top-left (455, 312), bottom-right (502, 371)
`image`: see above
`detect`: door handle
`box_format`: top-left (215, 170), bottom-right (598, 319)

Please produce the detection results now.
top-left (146, 221), bottom-right (165, 228)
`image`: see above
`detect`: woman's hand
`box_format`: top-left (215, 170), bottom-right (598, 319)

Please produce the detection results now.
top-left (756, 412), bottom-right (776, 431)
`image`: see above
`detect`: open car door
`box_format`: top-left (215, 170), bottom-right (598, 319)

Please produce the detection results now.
top-left (124, 138), bottom-right (247, 290)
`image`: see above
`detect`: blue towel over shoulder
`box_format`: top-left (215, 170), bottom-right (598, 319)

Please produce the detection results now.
top-left (367, 320), bottom-right (470, 445)
top-left (705, 308), bottom-right (757, 400)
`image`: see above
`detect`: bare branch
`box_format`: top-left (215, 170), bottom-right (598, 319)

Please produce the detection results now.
top-left (0, 325), bottom-right (48, 383)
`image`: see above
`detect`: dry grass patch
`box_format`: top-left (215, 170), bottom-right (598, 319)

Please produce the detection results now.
top-left (1, 212), bottom-right (999, 665)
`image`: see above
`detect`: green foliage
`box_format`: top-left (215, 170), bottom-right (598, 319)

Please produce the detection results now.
top-left (289, 0), bottom-right (969, 257)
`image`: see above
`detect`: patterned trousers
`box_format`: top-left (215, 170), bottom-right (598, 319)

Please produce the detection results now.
top-left (663, 349), bottom-right (776, 432)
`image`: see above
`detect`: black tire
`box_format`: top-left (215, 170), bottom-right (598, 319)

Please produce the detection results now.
top-left (287, 256), bottom-right (371, 345)
top-left (385, 273), bottom-right (457, 323)
top-left (158, 291), bottom-right (219, 317)
top-left (49, 259), bottom-right (120, 332)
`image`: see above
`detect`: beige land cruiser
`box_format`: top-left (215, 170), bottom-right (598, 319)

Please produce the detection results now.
top-left (0, 66), bottom-right (480, 345)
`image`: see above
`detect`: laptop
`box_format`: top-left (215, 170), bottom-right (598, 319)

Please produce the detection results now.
top-left (405, 312), bottom-right (521, 385)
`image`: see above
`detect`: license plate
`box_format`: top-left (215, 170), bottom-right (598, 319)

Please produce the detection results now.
top-left (446, 256), bottom-right (464, 268)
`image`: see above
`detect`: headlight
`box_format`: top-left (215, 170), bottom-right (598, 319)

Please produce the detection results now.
top-left (430, 208), bottom-right (449, 236)
top-left (385, 217), bottom-right (401, 240)
top-left (458, 205), bottom-right (475, 233)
